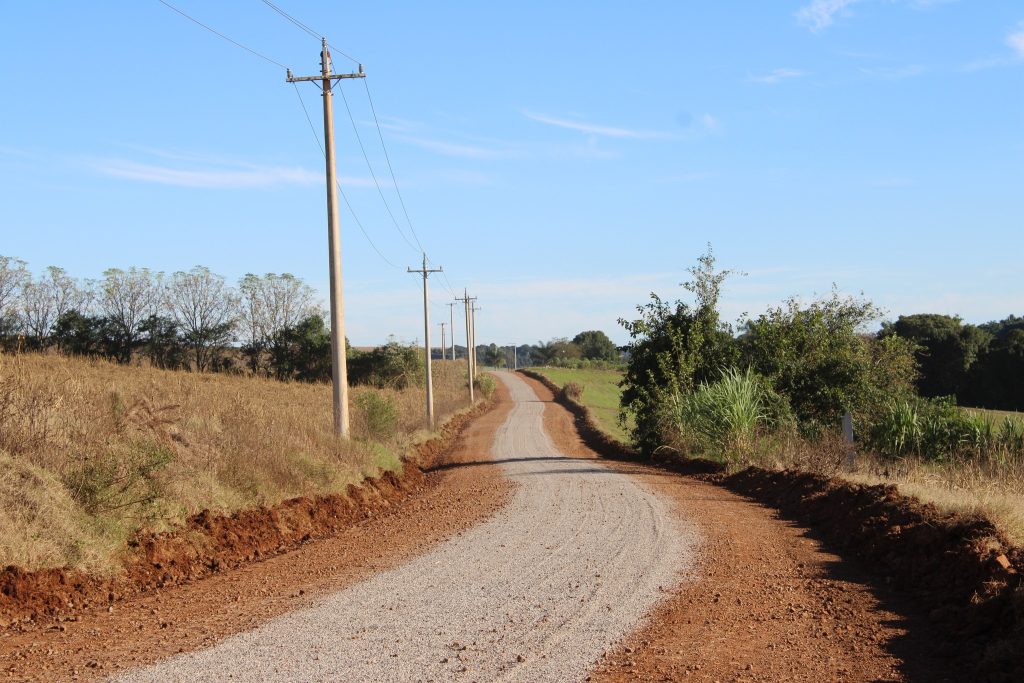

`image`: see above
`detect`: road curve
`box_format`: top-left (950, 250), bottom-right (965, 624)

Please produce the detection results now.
top-left (114, 371), bottom-right (697, 683)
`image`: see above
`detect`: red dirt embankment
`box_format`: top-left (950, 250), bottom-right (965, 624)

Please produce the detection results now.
top-left (520, 368), bottom-right (1024, 681)
top-left (0, 396), bottom-right (496, 633)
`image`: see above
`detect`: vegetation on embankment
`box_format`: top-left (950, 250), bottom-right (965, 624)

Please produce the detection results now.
top-left (0, 353), bottom-right (476, 574)
top-left (527, 367), bottom-right (632, 443)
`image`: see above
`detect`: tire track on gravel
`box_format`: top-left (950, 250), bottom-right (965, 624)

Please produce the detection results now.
top-left (114, 371), bottom-right (697, 683)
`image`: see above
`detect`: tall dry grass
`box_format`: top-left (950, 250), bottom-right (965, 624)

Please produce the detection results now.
top-left (0, 353), bottom-right (472, 573)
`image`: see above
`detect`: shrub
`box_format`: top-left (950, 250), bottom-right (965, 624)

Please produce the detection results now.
top-left (348, 340), bottom-right (423, 389)
top-left (561, 381), bottom-right (584, 402)
top-left (670, 368), bottom-right (791, 461)
top-left (474, 373), bottom-right (496, 400)
top-left (354, 392), bottom-right (398, 441)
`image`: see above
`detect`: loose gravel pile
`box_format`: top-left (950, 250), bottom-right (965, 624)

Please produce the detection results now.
top-left (115, 372), bottom-right (696, 682)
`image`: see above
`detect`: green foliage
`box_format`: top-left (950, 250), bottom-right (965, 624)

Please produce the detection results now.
top-left (572, 330), bottom-right (620, 361)
top-left (740, 291), bottom-right (917, 435)
top-left (670, 368), bottom-right (791, 460)
top-left (868, 396), bottom-right (1024, 461)
top-left (64, 441), bottom-right (173, 515)
top-left (533, 338), bottom-right (582, 365)
top-left (354, 392), bottom-right (398, 441)
top-left (881, 314), bottom-right (990, 399)
top-left (139, 315), bottom-right (188, 371)
top-left (348, 339), bottom-right (423, 389)
top-left (270, 314), bottom-right (332, 382)
top-left (474, 373), bottom-right (496, 399)
top-left (963, 328), bottom-right (1024, 411)
top-left (618, 245), bottom-right (740, 455)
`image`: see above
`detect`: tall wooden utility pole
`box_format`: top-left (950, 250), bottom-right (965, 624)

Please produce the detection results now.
top-left (447, 302), bottom-right (456, 361)
top-left (286, 39), bottom-right (364, 438)
top-left (439, 322), bottom-right (447, 361)
top-left (456, 291), bottom-right (476, 401)
top-left (408, 254), bottom-right (443, 427)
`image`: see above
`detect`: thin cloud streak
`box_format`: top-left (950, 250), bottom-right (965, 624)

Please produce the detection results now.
top-left (751, 68), bottom-right (805, 84)
top-left (91, 159), bottom-right (371, 189)
top-left (396, 136), bottom-right (521, 159)
top-left (522, 111), bottom-right (673, 140)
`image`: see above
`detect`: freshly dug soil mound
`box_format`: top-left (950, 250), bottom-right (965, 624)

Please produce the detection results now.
top-left (0, 399), bottom-right (493, 632)
top-left (519, 369), bottom-right (1024, 681)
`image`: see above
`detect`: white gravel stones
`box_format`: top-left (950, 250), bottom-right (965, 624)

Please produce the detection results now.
top-left (113, 371), bottom-right (697, 683)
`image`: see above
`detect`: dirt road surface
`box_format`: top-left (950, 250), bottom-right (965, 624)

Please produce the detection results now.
top-left (113, 371), bottom-right (697, 682)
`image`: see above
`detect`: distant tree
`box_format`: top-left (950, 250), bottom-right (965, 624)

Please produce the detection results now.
top-left (139, 315), bottom-right (187, 370)
top-left (881, 314), bottom-right (990, 399)
top-left (962, 325), bottom-right (1024, 410)
top-left (97, 268), bottom-right (162, 363)
top-left (484, 343), bottom-right (504, 367)
top-left (534, 338), bottom-right (582, 365)
top-left (166, 266), bottom-right (237, 371)
top-left (0, 255), bottom-right (29, 338)
top-left (238, 273), bottom-right (318, 375)
top-left (52, 310), bottom-right (103, 357)
top-left (20, 266), bottom-right (90, 347)
top-left (572, 330), bottom-right (619, 361)
top-left (270, 314), bottom-right (332, 382)
top-left (348, 337), bottom-right (423, 389)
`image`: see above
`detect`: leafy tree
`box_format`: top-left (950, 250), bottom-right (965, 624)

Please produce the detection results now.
top-left (572, 330), bottom-right (619, 361)
top-left (963, 328), bottom-right (1024, 410)
top-left (348, 338), bottom-right (424, 389)
top-left (740, 292), bottom-right (917, 432)
top-left (880, 314), bottom-right (990, 399)
top-left (20, 266), bottom-right (90, 347)
top-left (166, 266), bottom-right (237, 371)
top-left (139, 315), bottom-right (188, 371)
top-left (238, 273), bottom-right (318, 375)
top-left (0, 255), bottom-right (28, 338)
top-left (534, 338), bottom-right (582, 365)
top-left (483, 343), bottom-right (504, 367)
top-left (52, 310), bottom-right (103, 357)
top-left (619, 245), bottom-right (740, 454)
top-left (97, 268), bottom-right (162, 363)
top-left (270, 314), bottom-right (332, 382)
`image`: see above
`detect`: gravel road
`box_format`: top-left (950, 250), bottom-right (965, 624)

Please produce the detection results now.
top-left (114, 371), bottom-right (697, 683)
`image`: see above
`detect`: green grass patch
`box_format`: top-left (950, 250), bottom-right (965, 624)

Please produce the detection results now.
top-left (530, 367), bottom-right (632, 443)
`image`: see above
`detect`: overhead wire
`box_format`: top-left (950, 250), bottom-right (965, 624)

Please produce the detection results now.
top-left (293, 83), bottom-right (401, 270)
top-left (156, 0), bottom-right (289, 69)
top-left (256, 0), bottom-right (361, 65)
top-left (336, 86), bottom-right (422, 254)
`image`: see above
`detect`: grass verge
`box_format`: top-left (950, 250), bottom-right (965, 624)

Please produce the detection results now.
top-left (0, 353), bottom-right (472, 573)
top-left (527, 366), bottom-right (632, 443)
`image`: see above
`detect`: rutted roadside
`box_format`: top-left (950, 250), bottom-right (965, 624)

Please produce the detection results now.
top-left (1, 382), bottom-right (515, 681)
top-left (520, 368), bottom-right (1024, 681)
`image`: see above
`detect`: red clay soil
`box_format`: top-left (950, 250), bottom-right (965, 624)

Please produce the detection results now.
top-left (519, 372), bottom-right (967, 683)
top-left (0, 383), bottom-right (515, 682)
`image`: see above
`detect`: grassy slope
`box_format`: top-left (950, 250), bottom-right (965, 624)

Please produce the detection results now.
top-left (529, 367), bottom-right (632, 443)
top-left (0, 354), bottom-right (471, 573)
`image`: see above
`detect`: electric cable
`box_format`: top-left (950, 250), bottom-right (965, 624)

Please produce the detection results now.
top-left (157, 0), bottom-right (288, 69)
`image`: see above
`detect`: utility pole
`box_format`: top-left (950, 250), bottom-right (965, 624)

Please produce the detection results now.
top-left (286, 39), bottom-right (365, 438)
top-left (447, 302), bottom-right (456, 361)
top-left (456, 291), bottom-right (476, 401)
top-left (511, 343), bottom-right (517, 370)
top-left (439, 322), bottom-right (447, 361)
top-left (408, 254), bottom-right (443, 427)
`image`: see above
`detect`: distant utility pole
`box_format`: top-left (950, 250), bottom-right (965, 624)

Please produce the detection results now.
top-left (439, 322), bottom-right (447, 360)
top-left (286, 39), bottom-right (365, 439)
top-left (456, 291), bottom-right (476, 401)
top-left (408, 254), bottom-right (443, 427)
top-left (511, 343), bottom-right (517, 370)
top-left (447, 302), bottom-right (456, 361)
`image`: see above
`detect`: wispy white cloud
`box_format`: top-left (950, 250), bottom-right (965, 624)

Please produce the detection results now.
top-left (523, 111), bottom-right (673, 140)
top-left (796, 0), bottom-right (862, 31)
top-left (859, 64), bottom-right (927, 79)
top-left (91, 159), bottom-right (355, 189)
top-left (396, 136), bottom-right (521, 160)
top-left (751, 68), bottom-right (806, 84)
top-left (1008, 25), bottom-right (1024, 58)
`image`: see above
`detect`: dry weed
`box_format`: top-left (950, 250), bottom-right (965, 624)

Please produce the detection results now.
top-left (0, 353), bottom-right (473, 572)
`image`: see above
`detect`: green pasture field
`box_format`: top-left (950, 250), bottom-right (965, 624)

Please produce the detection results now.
top-left (529, 367), bottom-right (632, 444)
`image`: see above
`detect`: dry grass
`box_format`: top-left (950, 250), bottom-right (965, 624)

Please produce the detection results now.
top-left (0, 353), bottom-right (472, 573)
top-left (747, 434), bottom-right (1024, 546)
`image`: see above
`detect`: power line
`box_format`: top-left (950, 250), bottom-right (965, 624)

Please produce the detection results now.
top-left (292, 83), bottom-right (401, 270)
top-left (337, 86), bottom-right (421, 253)
top-left (257, 0), bottom-right (361, 65)
top-left (156, 0), bottom-right (288, 69)
top-left (363, 79), bottom-right (426, 254)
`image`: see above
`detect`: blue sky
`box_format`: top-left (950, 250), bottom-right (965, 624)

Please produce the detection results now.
top-left (1, 0), bottom-right (1021, 346)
